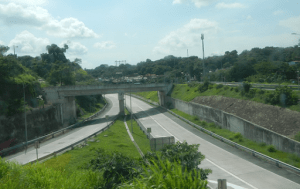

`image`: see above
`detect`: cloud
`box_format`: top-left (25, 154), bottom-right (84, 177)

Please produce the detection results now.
top-left (273, 10), bottom-right (284, 15)
top-left (0, 3), bottom-right (52, 26)
top-left (153, 18), bottom-right (219, 54)
top-left (172, 0), bottom-right (216, 8)
top-left (60, 40), bottom-right (88, 55)
top-left (94, 41), bottom-right (116, 49)
top-left (247, 15), bottom-right (252, 20)
top-left (279, 16), bottom-right (300, 33)
top-left (215, 2), bottom-right (246, 9)
top-left (0, 0), bottom-right (48, 6)
top-left (42, 17), bottom-right (100, 38)
top-left (0, 41), bottom-right (5, 45)
top-left (0, 3), bottom-right (99, 38)
top-left (8, 30), bottom-right (50, 54)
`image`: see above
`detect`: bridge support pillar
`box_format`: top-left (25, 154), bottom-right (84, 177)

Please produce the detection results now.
top-left (62, 96), bottom-right (76, 126)
top-left (118, 92), bottom-right (125, 115)
top-left (158, 91), bottom-right (166, 107)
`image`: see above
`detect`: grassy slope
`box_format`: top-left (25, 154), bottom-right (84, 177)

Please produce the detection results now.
top-left (134, 91), bottom-right (159, 103)
top-left (125, 109), bottom-right (151, 154)
top-left (76, 102), bottom-right (106, 121)
top-left (171, 84), bottom-right (300, 112)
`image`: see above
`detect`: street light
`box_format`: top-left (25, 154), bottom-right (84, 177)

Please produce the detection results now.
top-left (13, 45), bottom-right (18, 56)
top-left (297, 70), bottom-right (299, 91)
top-left (23, 83), bottom-right (28, 154)
top-left (201, 34), bottom-right (205, 79)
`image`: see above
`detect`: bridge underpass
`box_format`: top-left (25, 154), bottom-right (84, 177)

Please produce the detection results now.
top-left (43, 83), bottom-right (173, 126)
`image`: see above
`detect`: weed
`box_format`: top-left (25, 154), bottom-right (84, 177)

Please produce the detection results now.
top-left (216, 84), bottom-right (224, 89)
top-left (267, 145), bottom-right (277, 153)
top-left (259, 142), bottom-right (266, 147)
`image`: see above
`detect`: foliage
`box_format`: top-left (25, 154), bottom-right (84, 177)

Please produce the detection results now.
top-left (265, 86), bottom-right (298, 106)
top-left (144, 141), bottom-right (211, 180)
top-left (216, 84), bottom-right (224, 89)
top-left (267, 146), bottom-right (277, 153)
top-left (87, 148), bottom-right (143, 189)
top-left (242, 81), bottom-right (251, 93)
top-left (294, 132), bottom-right (300, 142)
top-left (198, 80), bottom-right (210, 93)
top-left (119, 157), bottom-right (208, 189)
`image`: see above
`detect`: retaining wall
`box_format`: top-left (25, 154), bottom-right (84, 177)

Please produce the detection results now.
top-left (168, 97), bottom-right (300, 157)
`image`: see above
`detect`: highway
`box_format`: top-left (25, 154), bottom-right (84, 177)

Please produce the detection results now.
top-left (5, 94), bottom-right (120, 165)
top-left (125, 95), bottom-right (300, 189)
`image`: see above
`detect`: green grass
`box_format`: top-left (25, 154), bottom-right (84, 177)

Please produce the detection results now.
top-left (171, 108), bottom-right (300, 168)
top-left (134, 91), bottom-right (159, 103)
top-left (0, 115), bottom-right (149, 188)
top-left (77, 102), bottom-right (106, 121)
top-left (125, 109), bottom-right (151, 154)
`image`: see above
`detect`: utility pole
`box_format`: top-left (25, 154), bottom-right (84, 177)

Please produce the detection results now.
top-left (201, 34), bottom-right (205, 81)
top-left (130, 83), bottom-right (133, 133)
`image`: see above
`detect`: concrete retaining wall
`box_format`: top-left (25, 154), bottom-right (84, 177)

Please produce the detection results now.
top-left (168, 97), bottom-right (300, 157)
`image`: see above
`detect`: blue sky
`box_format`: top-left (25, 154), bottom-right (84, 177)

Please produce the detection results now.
top-left (0, 0), bottom-right (299, 69)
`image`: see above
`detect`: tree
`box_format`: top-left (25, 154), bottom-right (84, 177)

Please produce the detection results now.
top-left (47, 61), bottom-right (75, 86)
top-left (0, 45), bottom-right (9, 56)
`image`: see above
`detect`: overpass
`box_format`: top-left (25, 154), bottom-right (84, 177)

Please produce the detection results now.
top-left (43, 83), bottom-right (173, 126)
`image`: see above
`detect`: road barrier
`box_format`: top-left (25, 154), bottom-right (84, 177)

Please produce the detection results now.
top-left (130, 94), bottom-right (300, 175)
top-left (1, 101), bottom-right (108, 157)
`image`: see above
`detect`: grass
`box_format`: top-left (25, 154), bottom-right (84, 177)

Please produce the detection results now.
top-left (134, 91), bottom-right (159, 103)
top-left (0, 114), bottom-right (151, 189)
top-left (77, 102), bottom-right (106, 121)
top-left (124, 109), bottom-right (151, 154)
top-left (171, 108), bottom-right (300, 168)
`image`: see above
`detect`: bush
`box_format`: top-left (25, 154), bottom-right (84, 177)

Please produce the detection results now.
top-left (144, 141), bottom-right (211, 180)
top-left (119, 158), bottom-right (208, 189)
top-left (242, 81), bottom-right (251, 93)
top-left (258, 89), bottom-right (265, 95)
top-left (267, 145), bottom-right (277, 152)
top-left (234, 87), bottom-right (239, 92)
top-left (265, 86), bottom-right (298, 106)
top-left (224, 86), bottom-right (229, 90)
top-left (294, 132), bottom-right (300, 142)
top-left (198, 80), bottom-right (210, 93)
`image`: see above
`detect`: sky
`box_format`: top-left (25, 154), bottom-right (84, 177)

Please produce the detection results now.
top-left (0, 0), bottom-right (299, 69)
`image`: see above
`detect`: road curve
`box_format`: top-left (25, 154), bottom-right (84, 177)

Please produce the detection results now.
top-left (125, 95), bottom-right (300, 189)
top-left (5, 94), bottom-right (120, 165)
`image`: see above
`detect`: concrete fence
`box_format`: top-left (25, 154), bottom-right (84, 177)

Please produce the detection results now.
top-left (169, 97), bottom-right (300, 157)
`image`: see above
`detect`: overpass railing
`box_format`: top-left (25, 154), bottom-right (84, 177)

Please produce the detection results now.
top-left (130, 94), bottom-right (300, 175)
top-left (0, 102), bottom-right (108, 157)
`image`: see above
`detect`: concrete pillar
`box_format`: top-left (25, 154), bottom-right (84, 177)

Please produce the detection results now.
top-left (118, 92), bottom-right (125, 115)
top-left (158, 91), bottom-right (166, 107)
top-left (62, 96), bottom-right (76, 126)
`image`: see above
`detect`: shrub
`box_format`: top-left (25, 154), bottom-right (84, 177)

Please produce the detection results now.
top-left (224, 86), bottom-right (229, 90)
top-left (259, 142), bottom-right (266, 147)
top-left (258, 89), bottom-right (265, 95)
top-left (242, 81), bottom-right (251, 93)
top-left (198, 80), bottom-right (210, 93)
top-left (216, 84), bottom-right (224, 89)
top-left (265, 86), bottom-right (298, 106)
top-left (267, 145), bottom-right (277, 152)
top-left (234, 87), bottom-right (239, 92)
top-left (294, 132), bottom-right (300, 142)
top-left (230, 87), bottom-right (233, 91)
top-left (119, 158), bottom-right (208, 189)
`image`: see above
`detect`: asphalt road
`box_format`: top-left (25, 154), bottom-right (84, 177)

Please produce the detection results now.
top-left (5, 94), bottom-right (120, 165)
top-left (125, 95), bottom-right (300, 189)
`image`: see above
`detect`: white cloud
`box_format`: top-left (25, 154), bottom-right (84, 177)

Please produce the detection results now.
top-left (0, 0), bottom-right (48, 6)
top-left (94, 41), bottom-right (116, 49)
top-left (0, 3), bottom-right (99, 39)
top-left (273, 10), bottom-right (284, 15)
top-left (215, 2), bottom-right (246, 9)
top-left (43, 17), bottom-right (100, 38)
top-left (279, 16), bottom-right (300, 33)
top-left (60, 40), bottom-right (88, 55)
top-left (153, 18), bottom-right (219, 54)
top-left (8, 30), bottom-right (50, 54)
top-left (0, 3), bottom-right (52, 26)
top-left (172, 0), bottom-right (216, 8)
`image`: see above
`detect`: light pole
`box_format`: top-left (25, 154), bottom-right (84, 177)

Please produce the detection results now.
top-left (209, 71), bottom-right (212, 82)
top-left (201, 34), bottom-right (205, 80)
top-left (130, 81), bottom-right (133, 133)
top-left (23, 83), bottom-right (28, 154)
top-left (297, 70), bottom-right (299, 91)
top-left (13, 45), bottom-right (18, 56)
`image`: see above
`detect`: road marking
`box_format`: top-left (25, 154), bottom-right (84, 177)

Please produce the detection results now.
top-left (132, 99), bottom-right (259, 189)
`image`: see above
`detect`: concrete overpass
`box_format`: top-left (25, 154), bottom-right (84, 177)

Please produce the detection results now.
top-left (43, 83), bottom-right (173, 126)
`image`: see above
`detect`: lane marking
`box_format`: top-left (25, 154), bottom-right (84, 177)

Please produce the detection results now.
top-left (130, 99), bottom-right (259, 189)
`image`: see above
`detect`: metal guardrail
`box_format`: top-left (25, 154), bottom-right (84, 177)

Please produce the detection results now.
top-left (130, 94), bottom-right (300, 175)
top-left (26, 114), bottom-right (118, 165)
top-left (1, 102), bottom-right (108, 157)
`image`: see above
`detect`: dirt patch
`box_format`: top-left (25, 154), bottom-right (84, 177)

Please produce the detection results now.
top-left (192, 96), bottom-right (300, 138)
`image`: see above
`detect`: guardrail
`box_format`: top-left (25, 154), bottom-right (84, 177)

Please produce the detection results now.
top-left (1, 102), bottom-right (108, 157)
top-left (26, 114), bottom-right (118, 165)
top-left (130, 94), bottom-right (300, 175)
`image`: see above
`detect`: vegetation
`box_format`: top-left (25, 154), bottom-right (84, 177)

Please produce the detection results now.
top-left (134, 91), bottom-right (159, 103)
top-left (171, 83), bottom-right (300, 112)
top-left (171, 109), bottom-right (300, 168)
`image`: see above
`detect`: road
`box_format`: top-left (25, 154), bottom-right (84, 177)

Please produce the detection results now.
top-left (125, 95), bottom-right (300, 189)
top-left (5, 94), bottom-right (120, 165)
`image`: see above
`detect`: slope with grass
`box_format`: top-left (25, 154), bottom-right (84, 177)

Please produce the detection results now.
top-left (134, 91), bottom-right (159, 103)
